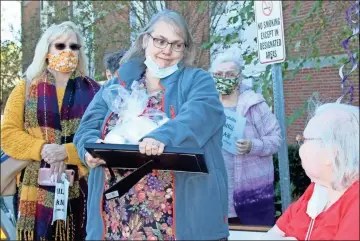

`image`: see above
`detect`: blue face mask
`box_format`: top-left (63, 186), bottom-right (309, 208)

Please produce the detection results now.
top-left (144, 55), bottom-right (179, 79)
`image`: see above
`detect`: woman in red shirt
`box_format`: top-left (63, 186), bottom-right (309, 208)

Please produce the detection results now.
top-left (263, 102), bottom-right (359, 240)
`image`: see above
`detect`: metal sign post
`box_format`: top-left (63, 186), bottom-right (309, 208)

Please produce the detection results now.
top-left (271, 63), bottom-right (291, 211)
top-left (255, 1), bottom-right (291, 211)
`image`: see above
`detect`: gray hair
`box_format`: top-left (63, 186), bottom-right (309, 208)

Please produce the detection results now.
top-left (309, 100), bottom-right (359, 190)
top-left (209, 52), bottom-right (244, 73)
top-left (120, 9), bottom-right (195, 66)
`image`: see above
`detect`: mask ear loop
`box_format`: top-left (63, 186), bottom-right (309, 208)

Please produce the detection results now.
top-left (236, 73), bottom-right (245, 92)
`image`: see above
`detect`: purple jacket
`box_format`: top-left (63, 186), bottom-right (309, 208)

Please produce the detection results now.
top-left (225, 88), bottom-right (282, 224)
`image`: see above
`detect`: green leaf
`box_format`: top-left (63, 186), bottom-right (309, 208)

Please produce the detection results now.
top-left (283, 62), bottom-right (289, 70)
top-left (232, 15), bottom-right (239, 24)
top-left (286, 100), bottom-right (309, 126)
top-left (305, 74), bottom-right (312, 82)
top-left (291, 8), bottom-right (298, 17)
top-left (200, 42), bottom-right (213, 50)
top-left (244, 55), bottom-right (253, 65)
top-left (225, 34), bottom-right (232, 42)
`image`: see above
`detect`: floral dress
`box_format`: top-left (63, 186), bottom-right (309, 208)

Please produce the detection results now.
top-left (102, 75), bottom-right (176, 241)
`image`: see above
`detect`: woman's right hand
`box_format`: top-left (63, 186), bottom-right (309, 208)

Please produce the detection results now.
top-left (85, 152), bottom-right (106, 168)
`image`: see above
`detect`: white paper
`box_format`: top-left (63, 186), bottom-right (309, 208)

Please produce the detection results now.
top-left (52, 173), bottom-right (69, 225)
top-left (222, 109), bottom-right (246, 155)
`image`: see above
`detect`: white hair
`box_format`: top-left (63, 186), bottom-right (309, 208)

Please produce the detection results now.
top-left (311, 101), bottom-right (359, 190)
top-left (24, 21), bottom-right (88, 84)
top-left (120, 9), bottom-right (195, 66)
top-left (209, 51), bottom-right (244, 73)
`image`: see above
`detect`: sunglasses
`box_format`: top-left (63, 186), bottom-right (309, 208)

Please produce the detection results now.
top-left (54, 43), bottom-right (82, 51)
top-left (296, 134), bottom-right (322, 146)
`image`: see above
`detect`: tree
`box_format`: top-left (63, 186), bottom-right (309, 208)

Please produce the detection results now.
top-left (1, 41), bottom-right (22, 113)
top-left (29, 0), bottom-right (229, 79)
top-left (21, 1), bottom-right (359, 119)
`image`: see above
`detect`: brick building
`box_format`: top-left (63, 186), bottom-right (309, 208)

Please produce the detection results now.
top-left (282, 1), bottom-right (359, 144)
top-left (21, 1), bottom-right (359, 144)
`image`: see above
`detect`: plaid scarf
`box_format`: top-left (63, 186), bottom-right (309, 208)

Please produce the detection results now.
top-left (17, 70), bottom-right (100, 240)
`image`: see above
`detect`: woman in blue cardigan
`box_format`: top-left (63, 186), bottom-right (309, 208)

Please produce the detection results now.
top-left (74, 10), bottom-right (228, 240)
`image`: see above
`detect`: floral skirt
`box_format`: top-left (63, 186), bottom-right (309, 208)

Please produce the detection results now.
top-left (103, 169), bottom-right (175, 240)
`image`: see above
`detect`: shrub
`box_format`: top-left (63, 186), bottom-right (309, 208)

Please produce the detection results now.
top-left (273, 144), bottom-right (311, 218)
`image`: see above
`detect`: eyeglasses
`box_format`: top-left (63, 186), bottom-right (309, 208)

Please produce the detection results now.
top-left (212, 71), bottom-right (240, 79)
top-left (54, 43), bottom-right (82, 51)
top-left (296, 134), bottom-right (322, 146)
top-left (148, 34), bottom-right (186, 52)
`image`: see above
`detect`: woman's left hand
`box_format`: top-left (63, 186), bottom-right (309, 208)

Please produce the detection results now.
top-left (41, 144), bottom-right (68, 164)
top-left (236, 139), bottom-right (252, 155)
top-left (139, 138), bottom-right (165, 156)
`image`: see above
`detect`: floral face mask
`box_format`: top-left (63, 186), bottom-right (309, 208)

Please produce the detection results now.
top-left (47, 50), bottom-right (78, 73)
top-left (214, 77), bottom-right (240, 95)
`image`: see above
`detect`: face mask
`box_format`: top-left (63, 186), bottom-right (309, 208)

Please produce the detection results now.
top-left (47, 50), bottom-right (78, 73)
top-left (214, 77), bottom-right (240, 95)
top-left (144, 55), bottom-right (179, 79)
top-left (306, 183), bottom-right (328, 219)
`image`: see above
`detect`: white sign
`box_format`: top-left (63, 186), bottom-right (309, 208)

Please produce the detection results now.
top-left (222, 109), bottom-right (246, 155)
top-left (52, 174), bottom-right (69, 225)
top-left (255, 1), bottom-right (286, 64)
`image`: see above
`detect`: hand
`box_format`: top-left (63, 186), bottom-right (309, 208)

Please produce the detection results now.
top-left (41, 144), bottom-right (68, 164)
top-left (139, 138), bottom-right (165, 156)
top-left (85, 152), bottom-right (106, 168)
top-left (236, 139), bottom-right (252, 155)
top-left (50, 161), bottom-right (66, 177)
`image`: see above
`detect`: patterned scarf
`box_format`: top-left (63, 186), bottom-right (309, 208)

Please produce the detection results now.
top-left (17, 70), bottom-right (100, 240)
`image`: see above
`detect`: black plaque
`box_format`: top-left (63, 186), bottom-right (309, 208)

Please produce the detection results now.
top-left (84, 143), bottom-right (208, 200)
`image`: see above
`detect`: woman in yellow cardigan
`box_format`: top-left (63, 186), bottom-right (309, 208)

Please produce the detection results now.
top-left (1, 21), bottom-right (100, 240)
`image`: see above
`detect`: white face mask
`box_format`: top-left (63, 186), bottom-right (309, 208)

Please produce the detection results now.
top-left (144, 55), bottom-right (179, 79)
top-left (306, 183), bottom-right (328, 219)
top-left (305, 183), bottom-right (328, 240)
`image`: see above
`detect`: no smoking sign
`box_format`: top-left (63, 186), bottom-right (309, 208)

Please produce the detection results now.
top-left (262, 1), bottom-right (273, 16)
top-left (255, 1), bottom-right (286, 64)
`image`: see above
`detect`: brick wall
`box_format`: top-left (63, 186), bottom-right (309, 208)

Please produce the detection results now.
top-left (166, 1), bottom-right (210, 69)
top-left (282, 0), bottom-right (359, 144)
top-left (284, 67), bottom-right (359, 144)
top-left (21, 1), bottom-right (41, 72)
top-left (283, 1), bottom-right (357, 57)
